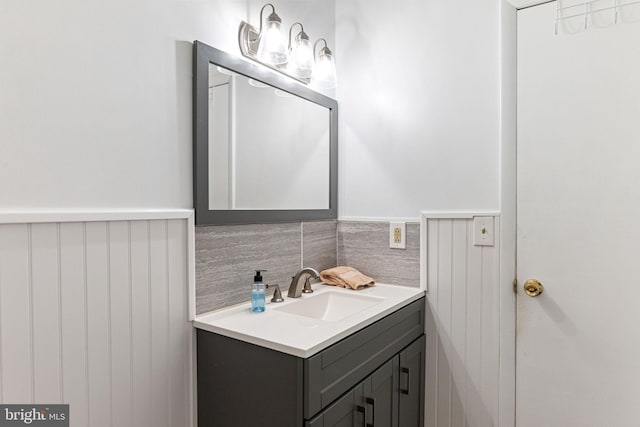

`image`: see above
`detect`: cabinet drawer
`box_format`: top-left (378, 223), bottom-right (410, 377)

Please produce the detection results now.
top-left (304, 297), bottom-right (424, 419)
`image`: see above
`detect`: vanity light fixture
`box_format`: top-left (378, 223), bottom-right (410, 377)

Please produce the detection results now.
top-left (239, 3), bottom-right (337, 87)
top-left (241, 3), bottom-right (288, 66)
top-left (287, 22), bottom-right (314, 79)
top-left (311, 39), bottom-right (337, 89)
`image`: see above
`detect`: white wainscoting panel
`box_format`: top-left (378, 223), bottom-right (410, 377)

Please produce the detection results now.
top-left (0, 218), bottom-right (193, 427)
top-left (423, 215), bottom-right (501, 427)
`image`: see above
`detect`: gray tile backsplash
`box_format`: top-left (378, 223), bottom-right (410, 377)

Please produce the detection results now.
top-left (302, 221), bottom-right (338, 273)
top-left (337, 221), bottom-right (420, 287)
top-left (195, 219), bottom-right (419, 314)
top-left (196, 222), bottom-right (301, 314)
top-left (195, 220), bottom-right (337, 314)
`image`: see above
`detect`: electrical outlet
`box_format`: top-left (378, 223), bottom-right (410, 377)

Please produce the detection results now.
top-left (473, 216), bottom-right (495, 246)
top-left (389, 222), bottom-right (406, 249)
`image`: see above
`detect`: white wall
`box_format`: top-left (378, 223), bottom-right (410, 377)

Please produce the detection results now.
top-left (0, 0), bottom-right (335, 210)
top-left (0, 0), bottom-right (507, 217)
top-left (335, 0), bottom-right (503, 219)
top-left (334, 2), bottom-right (517, 426)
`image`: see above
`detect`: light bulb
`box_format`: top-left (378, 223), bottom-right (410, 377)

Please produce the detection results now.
top-left (312, 47), bottom-right (337, 89)
top-left (257, 16), bottom-right (288, 65)
top-left (289, 36), bottom-right (314, 78)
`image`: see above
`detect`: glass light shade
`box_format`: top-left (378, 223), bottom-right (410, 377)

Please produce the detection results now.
top-left (312, 50), bottom-right (337, 89)
top-left (257, 20), bottom-right (288, 65)
top-left (289, 37), bottom-right (314, 79)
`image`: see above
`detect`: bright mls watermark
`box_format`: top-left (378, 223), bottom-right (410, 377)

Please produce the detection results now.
top-left (0, 405), bottom-right (68, 426)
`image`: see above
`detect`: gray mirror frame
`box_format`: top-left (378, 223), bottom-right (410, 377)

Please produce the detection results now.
top-left (193, 40), bottom-right (338, 226)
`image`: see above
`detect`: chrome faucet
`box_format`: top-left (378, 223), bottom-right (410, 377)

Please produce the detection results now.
top-left (287, 267), bottom-right (320, 298)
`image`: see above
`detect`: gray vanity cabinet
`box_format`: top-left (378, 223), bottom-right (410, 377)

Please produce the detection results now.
top-left (306, 335), bottom-right (425, 427)
top-left (197, 297), bottom-right (425, 427)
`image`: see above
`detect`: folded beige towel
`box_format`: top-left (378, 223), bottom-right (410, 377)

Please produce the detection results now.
top-left (320, 266), bottom-right (375, 290)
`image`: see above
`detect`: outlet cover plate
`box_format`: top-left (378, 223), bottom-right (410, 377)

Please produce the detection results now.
top-left (389, 222), bottom-right (406, 249)
top-left (473, 216), bottom-right (495, 246)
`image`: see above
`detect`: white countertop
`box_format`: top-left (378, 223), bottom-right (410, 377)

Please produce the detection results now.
top-left (193, 283), bottom-right (425, 358)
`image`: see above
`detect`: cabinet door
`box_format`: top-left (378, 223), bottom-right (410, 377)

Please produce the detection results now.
top-left (362, 357), bottom-right (399, 427)
top-left (306, 385), bottom-right (365, 427)
top-left (398, 335), bottom-right (425, 427)
top-left (307, 356), bottom-right (401, 427)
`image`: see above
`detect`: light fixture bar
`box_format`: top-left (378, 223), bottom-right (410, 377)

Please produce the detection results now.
top-left (239, 21), bottom-right (310, 84)
top-left (238, 3), bottom-right (336, 87)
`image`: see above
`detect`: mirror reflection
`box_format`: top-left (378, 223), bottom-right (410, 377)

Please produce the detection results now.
top-left (208, 64), bottom-right (331, 210)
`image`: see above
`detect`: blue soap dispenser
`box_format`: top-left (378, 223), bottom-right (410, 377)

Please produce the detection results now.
top-left (251, 270), bottom-right (266, 313)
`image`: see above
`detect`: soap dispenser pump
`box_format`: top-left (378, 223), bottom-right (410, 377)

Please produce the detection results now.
top-left (251, 270), bottom-right (267, 313)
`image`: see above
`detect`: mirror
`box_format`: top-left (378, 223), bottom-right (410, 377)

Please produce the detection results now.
top-left (208, 64), bottom-right (330, 210)
top-left (193, 41), bottom-right (338, 225)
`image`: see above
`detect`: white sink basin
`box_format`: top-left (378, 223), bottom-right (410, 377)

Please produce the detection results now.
top-left (273, 291), bottom-right (384, 321)
top-left (194, 283), bottom-right (425, 357)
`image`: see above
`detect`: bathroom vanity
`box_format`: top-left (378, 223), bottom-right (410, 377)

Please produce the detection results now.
top-left (195, 284), bottom-right (425, 426)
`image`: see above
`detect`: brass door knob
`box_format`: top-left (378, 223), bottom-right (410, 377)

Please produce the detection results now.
top-left (524, 279), bottom-right (544, 297)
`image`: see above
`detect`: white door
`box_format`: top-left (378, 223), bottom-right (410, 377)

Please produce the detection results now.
top-left (517, 2), bottom-right (640, 426)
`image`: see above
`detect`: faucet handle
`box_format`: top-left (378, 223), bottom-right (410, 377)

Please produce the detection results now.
top-left (266, 284), bottom-right (284, 303)
top-left (302, 277), bottom-right (314, 294)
